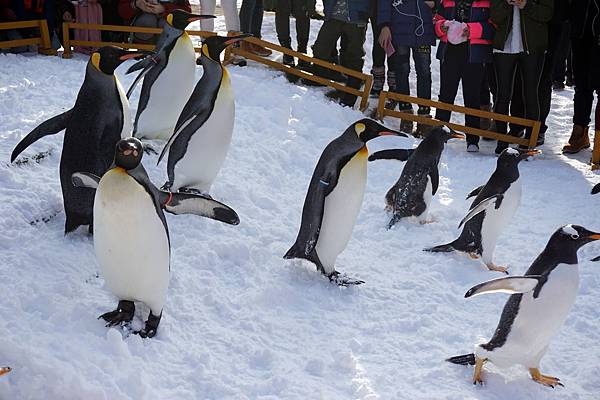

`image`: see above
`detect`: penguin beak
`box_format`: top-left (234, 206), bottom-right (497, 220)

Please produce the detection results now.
top-left (587, 233), bottom-right (600, 240)
top-left (119, 50), bottom-right (152, 61)
top-left (187, 14), bottom-right (216, 23)
top-left (450, 132), bottom-right (465, 139)
top-left (0, 367), bottom-right (10, 377)
top-left (518, 149), bottom-right (541, 160)
top-left (224, 33), bottom-right (252, 45)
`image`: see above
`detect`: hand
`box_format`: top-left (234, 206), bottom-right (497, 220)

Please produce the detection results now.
top-left (516, 0), bottom-right (526, 9)
top-left (62, 11), bottom-right (73, 21)
top-left (378, 26), bottom-right (392, 50)
top-left (440, 21), bottom-right (450, 34)
top-left (147, 2), bottom-right (165, 14)
top-left (424, 0), bottom-right (434, 8)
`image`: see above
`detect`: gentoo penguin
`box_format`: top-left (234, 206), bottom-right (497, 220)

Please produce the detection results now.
top-left (72, 138), bottom-right (239, 338)
top-left (126, 10), bottom-right (216, 140)
top-left (424, 148), bottom-right (539, 273)
top-left (368, 126), bottom-right (464, 227)
top-left (11, 47), bottom-right (146, 233)
top-left (447, 225), bottom-right (600, 387)
top-left (284, 119), bottom-right (405, 285)
top-left (158, 33), bottom-right (251, 195)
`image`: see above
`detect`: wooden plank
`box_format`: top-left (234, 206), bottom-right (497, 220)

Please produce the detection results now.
top-left (528, 121), bottom-right (542, 148)
top-left (384, 109), bottom-right (530, 146)
top-left (69, 40), bottom-right (155, 51)
top-left (62, 22), bottom-right (72, 58)
top-left (67, 22), bottom-right (162, 34)
top-left (359, 75), bottom-right (372, 111)
top-left (592, 129), bottom-right (600, 169)
top-left (0, 20), bottom-right (41, 30)
top-left (38, 19), bottom-right (52, 51)
top-left (376, 90), bottom-right (388, 120)
top-left (0, 37), bottom-right (40, 48)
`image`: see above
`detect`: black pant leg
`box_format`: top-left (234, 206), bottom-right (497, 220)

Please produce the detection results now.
top-left (517, 52), bottom-right (545, 138)
top-left (435, 44), bottom-right (466, 123)
top-left (275, 0), bottom-right (293, 46)
top-left (461, 61), bottom-right (484, 144)
top-left (493, 52), bottom-right (519, 135)
top-left (572, 35), bottom-right (595, 126)
top-left (312, 20), bottom-right (343, 79)
top-left (292, 0), bottom-right (310, 51)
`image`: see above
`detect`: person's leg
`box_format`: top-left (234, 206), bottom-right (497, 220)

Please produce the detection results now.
top-left (338, 22), bottom-right (367, 106)
top-left (239, 0), bottom-right (256, 34)
top-left (508, 65), bottom-right (525, 136)
top-left (199, 0), bottom-right (216, 32)
top-left (311, 19), bottom-right (343, 79)
top-left (435, 45), bottom-right (465, 124)
top-left (252, 0), bottom-right (264, 38)
top-left (551, 21), bottom-right (570, 85)
top-left (370, 9), bottom-right (386, 96)
top-left (461, 62), bottom-right (485, 146)
top-left (275, 0), bottom-right (293, 64)
top-left (412, 45), bottom-right (432, 135)
top-left (392, 46), bottom-right (413, 132)
top-left (493, 52), bottom-right (519, 136)
top-left (293, 0), bottom-right (310, 53)
top-left (221, 0), bottom-right (241, 32)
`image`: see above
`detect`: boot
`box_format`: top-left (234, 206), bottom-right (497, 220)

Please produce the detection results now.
top-left (398, 103), bottom-right (414, 134)
top-left (480, 104), bottom-right (492, 130)
top-left (387, 70), bottom-right (396, 92)
top-left (249, 42), bottom-right (272, 57)
top-left (227, 31), bottom-right (247, 66)
top-left (296, 44), bottom-right (310, 70)
top-left (279, 39), bottom-right (295, 66)
top-left (562, 125), bottom-right (590, 154)
top-left (415, 106), bottom-right (433, 137)
top-left (370, 66), bottom-right (385, 97)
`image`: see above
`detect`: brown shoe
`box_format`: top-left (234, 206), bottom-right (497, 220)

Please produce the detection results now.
top-left (562, 125), bottom-right (590, 154)
top-left (480, 104), bottom-right (492, 130)
top-left (249, 42), bottom-right (272, 57)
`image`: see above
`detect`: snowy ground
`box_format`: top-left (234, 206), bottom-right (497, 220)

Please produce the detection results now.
top-left (1, 14), bottom-right (600, 400)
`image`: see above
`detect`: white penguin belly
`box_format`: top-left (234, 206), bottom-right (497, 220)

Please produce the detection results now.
top-left (172, 77), bottom-right (235, 193)
top-left (94, 169), bottom-right (170, 315)
top-left (478, 263), bottom-right (579, 368)
top-left (136, 35), bottom-right (196, 140)
top-left (480, 180), bottom-right (521, 263)
top-left (116, 77), bottom-right (132, 138)
top-left (417, 176), bottom-right (433, 223)
top-left (315, 148), bottom-right (368, 274)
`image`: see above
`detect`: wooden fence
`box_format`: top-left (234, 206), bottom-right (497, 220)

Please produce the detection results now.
top-left (593, 131), bottom-right (600, 170)
top-left (376, 91), bottom-right (541, 148)
top-left (0, 20), bottom-right (55, 55)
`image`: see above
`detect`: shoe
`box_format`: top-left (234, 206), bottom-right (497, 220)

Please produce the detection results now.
top-left (282, 53), bottom-right (295, 66)
top-left (370, 66), bottom-right (385, 97)
top-left (495, 141), bottom-right (508, 155)
top-left (297, 59), bottom-right (310, 71)
top-left (562, 125), bottom-right (590, 154)
top-left (399, 106), bottom-right (414, 134)
top-left (249, 43), bottom-right (272, 57)
top-left (385, 99), bottom-right (398, 111)
top-left (226, 31), bottom-right (247, 66)
top-left (415, 106), bottom-right (432, 137)
top-left (536, 130), bottom-right (545, 146)
top-left (552, 81), bottom-right (565, 90)
top-left (467, 144), bottom-right (480, 153)
top-left (480, 104), bottom-right (492, 130)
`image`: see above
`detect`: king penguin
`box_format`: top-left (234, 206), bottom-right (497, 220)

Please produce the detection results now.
top-left (126, 10), bottom-right (216, 140)
top-left (424, 148), bottom-right (539, 273)
top-left (284, 119), bottom-right (405, 285)
top-left (447, 225), bottom-right (600, 387)
top-left (368, 126), bottom-right (464, 228)
top-left (11, 46), bottom-right (146, 233)
top-left (157, 33), bottom-right (251, 195)
top-left (72, 137), bottom-right (240, 338)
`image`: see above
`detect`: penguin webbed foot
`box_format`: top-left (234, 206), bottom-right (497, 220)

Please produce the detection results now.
top-left (485, 263), bottom-right (509, 274)
top-left (327, 271), bottom-right (365, 286)
top-left (99, 300), bottom-right (135, 327)
top-left (529, 368), bottom-right (564, 388)
top-left (136, 311), bottom-right (162, 339)
top-left (473, 357), bottom-right (486, 385)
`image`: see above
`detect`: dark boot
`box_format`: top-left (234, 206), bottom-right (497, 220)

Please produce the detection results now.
top-left (279, 39), bottom-right (295, 66)
top-left (370, 66), bottom-right (385, 97)
top-left (296, 44), bottom-right (310, 70)
top-left (415, 106), bottom-right (433, 137)
top-left (562, 125), bottom-right (590, 154)
top-left (398, 103), bottom-right (414, 134)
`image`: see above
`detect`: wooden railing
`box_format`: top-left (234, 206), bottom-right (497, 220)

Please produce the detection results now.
top-left (0, 20), bottom-right (55, 55)
top-left (229, 36), bottom-right (373, 111)
top-left (376, 91), bottom-right (542, 148)
top-left (593, 130), bottom-right (600, 170)
top-left (61, 22), bottom-right (215, 58)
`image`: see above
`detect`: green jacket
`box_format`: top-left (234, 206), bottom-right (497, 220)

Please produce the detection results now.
top-left (490, 0), bottom-right (553, 53)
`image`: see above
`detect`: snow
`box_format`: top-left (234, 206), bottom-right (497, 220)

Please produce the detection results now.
top-left (1, 13), bottom-right (600, 400)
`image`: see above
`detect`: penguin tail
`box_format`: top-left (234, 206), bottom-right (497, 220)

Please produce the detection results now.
top-left (423, 241), bottom-right (457, 253)
top-left (446, 353), bottom-right (476, 366)
top-left (284, 243), bottom-right (305, 260)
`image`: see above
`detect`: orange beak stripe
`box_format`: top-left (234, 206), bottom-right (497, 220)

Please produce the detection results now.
top-left (588, 234), bottom-right (600, 240)
top-left (119, 53), bottom-right (143, 61)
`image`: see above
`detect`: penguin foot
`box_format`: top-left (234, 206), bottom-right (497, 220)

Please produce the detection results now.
top-left (143, 144), bottom-right (158, 155)
top-left (485, 263), bottom-right (509, 274)
top-left (472, 357), bottom-right (486, 385)
top-left (419, 219), bottom-right (435, 225)
top-left (99, 300), bottom-right (135, 327)
top-left (137, 311), bottom-right (162, 339)
top-left (529, 368), bottom-right (564, 388)
top-left (328, 271), bottom-right (365, 286)
top-left (468, 252), bottom-right (481, 260)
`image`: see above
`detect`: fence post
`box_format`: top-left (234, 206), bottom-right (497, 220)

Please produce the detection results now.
top-left (36, 19), bottom-right (55, 55)
top-left (62, 22), bottom-right (72, 58)
top-left (592, 130), bottom-right (600, 170)
top-left (529, 121), bottom-right (542, 149)
top-left (376, 91), bottom-right (387, 121)
top-left (359, 75), bottom-right (372, 111)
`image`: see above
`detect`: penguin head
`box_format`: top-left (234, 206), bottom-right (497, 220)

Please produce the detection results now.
top-left (429, 126), bottom-right (465, 143)
top-left (114, 138), bottom-right (144, 170)
top-left (167, 9), bottom-right (216, 30)
top-left (552, 225), bottom-right (600, 253)
top-left (497, 147), bottom-right (541, 168)
top-left (200, 34), bottom-right (252, 62)
top-left (90, 47), bottom-right (148, 75)
top-left (352, 119), bottom-right (406, 143)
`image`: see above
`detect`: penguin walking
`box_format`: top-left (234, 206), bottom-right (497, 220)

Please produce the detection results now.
top-left (72, 138), bottom-right (239, 338)
top-left (11, 47), bottom-right (146, 233)
top-left (284, 119), bottom-right (405, 285)
top-left (447, 225), bottom-right (600, 387)
top-left (158, 34), bottom-right (250, 195)
top-left (424, 148), bottom-right (539, 273)
top-left (368, 126), bottom-right (464, 227)
top-left (126, 10), bottom-right (216, 140)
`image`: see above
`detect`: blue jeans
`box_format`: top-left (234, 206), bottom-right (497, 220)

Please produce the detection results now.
top-left (239, 0), bottom-right (264, 37)
top-left (393, 45), bottom-right (432, 111)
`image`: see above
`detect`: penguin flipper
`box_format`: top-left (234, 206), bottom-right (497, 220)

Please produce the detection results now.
top-left (161, 191), bottom-right (240, 225)
top-left (458, 194), bottom-right (504, 229)
top-left (466, 185), bottom-right (485, 200)
top-left (464, 275), bottom-right (543, 298)
top-left (71, 172), bottom-right (101, 189)
top-left (368, 149), bottom-right (414, 162)
top-left (446, 353), bottom-right (476, 365)
top-left (126, 62), bottom-right (154, 98)
top-left (429, 167), bottom-right (439, 195)
top-left (592, 183), bottom-right (600, 195)
top-left (11, 109), bottom-right (73, 162)
top-left (591, 255), bottom-right (600, 262)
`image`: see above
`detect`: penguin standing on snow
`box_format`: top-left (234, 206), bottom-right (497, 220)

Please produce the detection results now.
top-left (126, 10), bottom-right (216, 140)
top-left (11, 47), bottom-right (146, 233)
top-left (72, 138), bottom-right (239, 338)
top-left (158, 34), bottom-right (251, 195)
top-left (425, 148), bottom-right (540, 273)
top-left (284, 119), bottom-right (406, 285)
top-left (368, 126), bottom-right (464, 228)
top-left (447, 225), bottom-right (600, 387)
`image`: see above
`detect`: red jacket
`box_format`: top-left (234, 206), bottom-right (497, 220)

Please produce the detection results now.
top-left (118, 0), bottom-right (191, 24)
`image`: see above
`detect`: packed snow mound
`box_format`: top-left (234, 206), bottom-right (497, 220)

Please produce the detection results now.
top-left (1, 17), bottom-right (600, 400)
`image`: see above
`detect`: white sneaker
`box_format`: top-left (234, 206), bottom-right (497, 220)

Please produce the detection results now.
top-left (467, 144), bottom-right (479, 153)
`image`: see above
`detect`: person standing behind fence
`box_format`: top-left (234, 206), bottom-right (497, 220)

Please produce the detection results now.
top-left (118, 0), bottom-right (191, 44)
top-left (275, 0), bottom-right (310, 67)
top-left (197, 0), bottom-right (246, 66)
top-left (369, 0), bottom-right (396, 98)
top-left (433, 0), bottom-right (494, 153)
top-left (561, 0), bottom-right (600, 154)
top-left (377, 0), bottom-right (435, 137)
top-left (491, 0), bottom-right (552, 154)
top-left (239, 0), bottom-right (272, 56)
